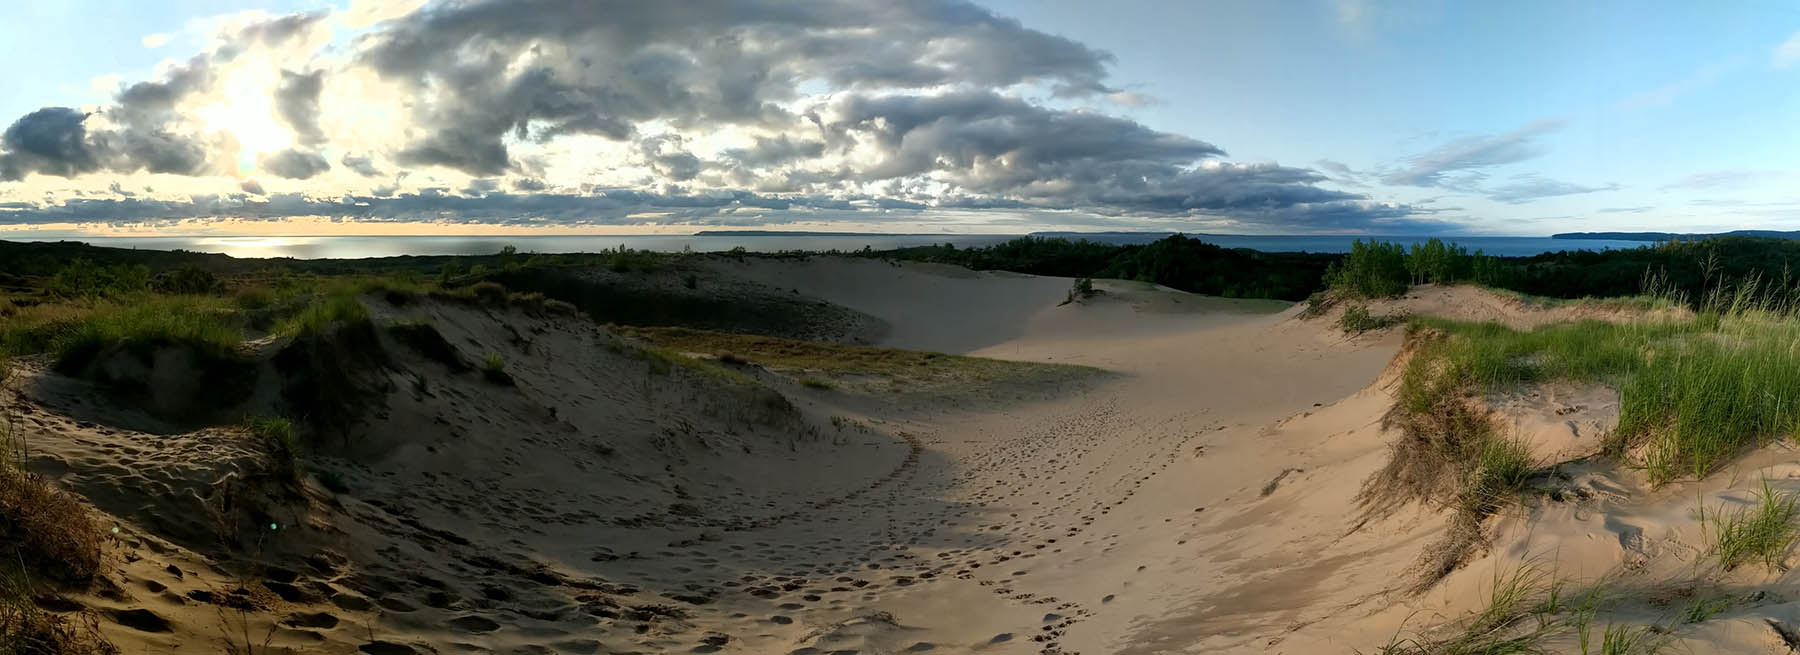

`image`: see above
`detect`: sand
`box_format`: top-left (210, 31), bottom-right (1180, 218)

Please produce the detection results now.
top-left (13, 257), bottom-right (1799, 654)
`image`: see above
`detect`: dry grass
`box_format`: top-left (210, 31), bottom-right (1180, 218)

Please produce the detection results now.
top-left (1362, 330), bottom-right (1541, 589)
top-left (616, 326), bottom-right (1101, 393)
top-left (0, 466), bottom-right (106, 586)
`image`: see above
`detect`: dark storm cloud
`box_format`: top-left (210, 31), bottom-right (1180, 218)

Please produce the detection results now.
top-left (275, 70), bottom-right (327, 146)
top-left (258, 149), bottom-right (330, 179)
top-left (1383, 120), bottom-right (1563, 187)
top-left (0, 108), bottom-right (101, 179)
top-left (357, 0), bottom-right (1115, 176)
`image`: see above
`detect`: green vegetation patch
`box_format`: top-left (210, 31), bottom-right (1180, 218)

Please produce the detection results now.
top-left (46, 295), bottom-right (245, 373)
top-left (1399, 304), bottom-right (1800, 484)
top-left (617, 326), bottom-right (1103, 394)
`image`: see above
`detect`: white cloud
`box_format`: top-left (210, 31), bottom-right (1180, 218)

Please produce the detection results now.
top-left (141, 33), bottom-right (174, 48)
top-left (1776, 31), bottom-right (1800, 68)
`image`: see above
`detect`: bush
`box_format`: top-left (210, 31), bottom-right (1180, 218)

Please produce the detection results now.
top-left (470, 281), bottom-right (509, 306)
top-left (1326, 240), bottom-right (1409, 298)
top-left (48, 259), bottom-right (149, 299)
top-left (1337, 305), bottom-right (1400, 333)
top-left (799, 377), bottom-right (834, 390)
top-left (151, 266), bottom-right (223, 295)
top-left (481, 352), bottom-right (514, 386)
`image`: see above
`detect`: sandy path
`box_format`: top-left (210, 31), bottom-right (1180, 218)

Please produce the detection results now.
top-left (679, 259), bottom-right (1405, 653)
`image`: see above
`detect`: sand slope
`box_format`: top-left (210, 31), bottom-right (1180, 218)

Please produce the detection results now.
top-left (16, 261), bottom-right (1785, 654)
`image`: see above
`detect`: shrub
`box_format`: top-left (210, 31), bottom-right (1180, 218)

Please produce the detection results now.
top-left (481, 352), bottom-right (514, 386)
top-left (799, 377), bottom-right (834, 390)
top-left (470, 281), bottom-right (509, 306)
top-left (1337, 305), bottom-right (1400, 333)
top-left (151, 266), bottom-right (224, 295)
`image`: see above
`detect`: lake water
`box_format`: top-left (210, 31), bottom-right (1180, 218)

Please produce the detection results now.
top-left (22, 233), bottom-right (1656, 260)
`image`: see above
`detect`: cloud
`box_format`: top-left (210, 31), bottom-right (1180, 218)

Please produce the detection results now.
top-left (1382, 120), bottom-right (1563, 187)
top-left (1484, 176), bottom-right (1618, 204)
top-left (1615, 58), bottom-right (1740, 111)
top-left (258, 149), bottom-right (330, 179)
top-left (1598, 206), bottom-right (1652, 214)
top-left (1659, 169), bottom-right (1778, 191)
top-left (274, 70), bottom-right (327, 146)
top-left (1776, 31), bottom-right (1800, 68)
top-left (340, 154), bottom-right (381, 177)
top-left (0, 0), bottom-right (1425, 234)
top-left (142, 33), bottom-right (174, 48)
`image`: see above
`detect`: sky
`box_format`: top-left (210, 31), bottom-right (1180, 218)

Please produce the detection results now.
top-left (0, 0), bottom-right (1797, 237)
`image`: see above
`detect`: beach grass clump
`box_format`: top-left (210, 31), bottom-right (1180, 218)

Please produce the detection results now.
top-left (1371, 562), bottom-right (1610, 655)
top-left (46, 295), bottom-right (243, 371)
top-left (243, 416), bottom-right (301, 486)
top-left (277, 292), bottom-right (370, 338)
top-left (1700, 479), bottom-right (1800, 571)
top-left (1397, 306), bottom-right (1800, 484)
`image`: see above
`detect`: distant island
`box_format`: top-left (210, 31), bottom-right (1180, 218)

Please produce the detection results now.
top-left (1554, 230), bottom-right (1800, 242)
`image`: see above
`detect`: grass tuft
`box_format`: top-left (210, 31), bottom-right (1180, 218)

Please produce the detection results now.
top-left (243, 416), bottom-right (301, 487)
top-left (1701, 478), bottom-right (1800, 571)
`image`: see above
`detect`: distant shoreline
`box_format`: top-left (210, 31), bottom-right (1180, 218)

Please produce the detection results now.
top-left (1553, 230), bottom-right (1800, 242)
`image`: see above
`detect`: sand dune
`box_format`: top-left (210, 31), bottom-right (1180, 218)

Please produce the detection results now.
top-left (13, 258), bottom-right (1797, 654)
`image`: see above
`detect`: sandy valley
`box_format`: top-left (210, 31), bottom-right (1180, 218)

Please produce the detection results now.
top-left (10, 255), bottom-right (1800, 654)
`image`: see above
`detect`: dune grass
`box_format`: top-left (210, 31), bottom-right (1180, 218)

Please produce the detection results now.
top-left (276, 292), bottom-right (370, 338)
top-left (616, 326), bottom-right (1103, 394)
top-left (1371, 562), bottom-right (1675, 655)
top-left (1700, 479), bottom-right (1800, 571)
top-left (243, 416), bottom-right (301, 486)
top-left (1398, 298), bottom-right (1800, 484)
top-left (45, 295), bottom-right (244, 371)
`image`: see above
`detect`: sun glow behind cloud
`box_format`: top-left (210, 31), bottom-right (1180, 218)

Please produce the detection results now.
top-left (194, 63), bottom-right (292, 169)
